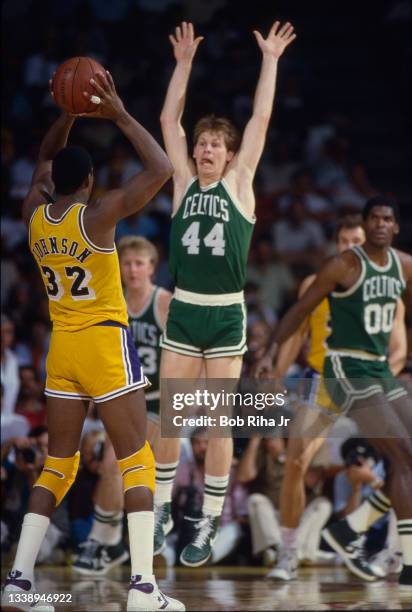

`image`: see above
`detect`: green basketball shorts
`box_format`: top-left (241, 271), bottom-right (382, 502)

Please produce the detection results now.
top-left (160, 297), bottom-right (247, 359)
top-left (323, 351), bottom-right (408, 413)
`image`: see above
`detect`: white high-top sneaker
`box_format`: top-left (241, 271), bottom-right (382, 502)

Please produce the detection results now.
top-left (127, 575), bottom-right (185, 611)
top-left (2, 570), bottom-right (55, 612)
top-left (266, 547), bottom-right (298, 581)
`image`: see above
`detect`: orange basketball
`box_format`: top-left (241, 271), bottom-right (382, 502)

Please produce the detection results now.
top-left (51, 56), bottom-right (106, 114)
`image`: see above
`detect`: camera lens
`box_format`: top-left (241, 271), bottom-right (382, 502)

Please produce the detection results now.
top-left (21, 447), bottom-right (36, 463)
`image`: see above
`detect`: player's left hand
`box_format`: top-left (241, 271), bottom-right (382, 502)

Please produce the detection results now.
top-left (253, 21), bottom-right (296, 59)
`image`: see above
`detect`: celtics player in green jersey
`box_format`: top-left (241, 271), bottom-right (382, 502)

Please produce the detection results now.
top-left (155, 20), bottom-right (296, 566)
top-left (257, 197), bottom-right (412, 589)
top-left (73, 237), bottom-right (172, 576)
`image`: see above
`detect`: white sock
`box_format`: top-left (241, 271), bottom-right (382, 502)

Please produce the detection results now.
top-left (12, 513), bottom-right (50, 580)
top-left (387, 509), bottom-right (401, 554)
top-left (347, 490), bottom-right (391, 533)
top-left (88, 505), bottom-right (123, 545)
top-left (154, 461), bottom-right (178, 505)
top-left (281, 526), bottom-right (297, 549)
top-left (127, 511), bottom-right (154, 578)
top-left (203, 474), bottom-right (229, 517)
top-left (397, 519), bottom-right (412, 565)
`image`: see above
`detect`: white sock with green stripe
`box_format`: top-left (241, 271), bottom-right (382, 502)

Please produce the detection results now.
top-left (203, 474), bottom-right (229, 517)
top-left (88, 505), bottom-right (123, 545)
top-left (397, 519), bottom-right (412, 565)
top-left (154, 461), bottom-right (179, 505)
top-left (347, 490), bottom-right (391, 533)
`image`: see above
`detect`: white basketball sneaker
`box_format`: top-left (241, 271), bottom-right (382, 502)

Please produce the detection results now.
top-left (127, 575), bottom-right (185, 611)
top-left (2, 570), bottom-right (55, 612)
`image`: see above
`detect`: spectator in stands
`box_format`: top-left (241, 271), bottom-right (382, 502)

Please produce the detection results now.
top-left (238, 436), bottom-right (332, 566)
top-left (1, 425), bottom-right (67, 561)
top-left (68, 431), bottom-right (106, 549)
top-left (0, 238), bottom-right (20, 309)
top-left (96, 141), bottom-right (143, 192)
top-left (15, 366), bottom-right (46, 430)
top-left (272, 198), bottom-right (326, 273)
top-left (314, 135), bottom-right (351, 193)
top-left (244, 282), bottom-right (277, 330)
top-left (278, 167), bottom-right (332, 221)
top-left (1, 384), bottom-right (29, 446)
top-left (243, 319), bottom-right (273, 378)
top-left (331, 162), bottom-right (378, 212)
top-left (258, 141), bottom-right (300, 198)
top-left (24, 27), bottom-right (59, 90)
top-left (1, 314), bottom-right (20, 416)
top-left (247, 236), bottom-right (296, 317)
top-left (333, 437), bottom-right (401, 576)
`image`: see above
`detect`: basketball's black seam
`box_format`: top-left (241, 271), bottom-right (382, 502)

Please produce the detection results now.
top-left (72, 57), bottom-right (81, 114)
top-left (86, 57), bottom-right (96, 113)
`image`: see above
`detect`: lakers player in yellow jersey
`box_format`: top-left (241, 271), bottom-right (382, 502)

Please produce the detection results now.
top-left (266, 215), bottom-right (406, 581)
top-left (2, 72), bottom-right (185, 612)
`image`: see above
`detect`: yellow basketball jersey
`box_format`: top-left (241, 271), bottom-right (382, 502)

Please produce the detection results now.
top-left (29, 203), bottom-right (128, 331)
top-left (307, 298), bottom-right (331, 374)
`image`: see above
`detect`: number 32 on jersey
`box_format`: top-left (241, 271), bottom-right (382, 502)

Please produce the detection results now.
top-left (41, 265), bottom-right (95, 301)
top-left (182, 221), bottom-right (225, 256)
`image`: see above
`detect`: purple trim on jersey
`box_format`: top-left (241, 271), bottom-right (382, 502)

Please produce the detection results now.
top-left (95, 320), bottom-right (128, 330)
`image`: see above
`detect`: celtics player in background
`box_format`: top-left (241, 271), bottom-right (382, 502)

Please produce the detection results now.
top-left (155, 20), bottom-right (296, 567)
top-left (256, 197), bottom-right (412, 589)
top-left (73, 236), bottom-right (172, 575)
top-left (264, 215), bottom-right (406, 581)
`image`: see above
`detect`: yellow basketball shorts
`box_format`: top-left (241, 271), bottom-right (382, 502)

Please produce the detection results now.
top-left (45, 321), bottom-right (148, 403)
top-left (301, 367), bottom-right (340, 415)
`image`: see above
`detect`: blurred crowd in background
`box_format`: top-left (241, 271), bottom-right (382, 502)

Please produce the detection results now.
top-left (1, 0), bottom-right (411, 567)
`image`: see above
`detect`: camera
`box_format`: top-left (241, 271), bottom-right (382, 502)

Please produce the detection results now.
top-left (19, 447), bottom-right (37, 464)
top-left (341, 437), bottom-right (379, 468)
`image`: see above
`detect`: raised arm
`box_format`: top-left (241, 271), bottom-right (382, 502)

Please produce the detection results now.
top-left (22, 112), bottom-right (75, 225)
top-left (160, 22), bottom-right (203, 194)
top-left (83, 72), bottom-right (173, 238)
top-left (228, 21), bottom-right (296, 182)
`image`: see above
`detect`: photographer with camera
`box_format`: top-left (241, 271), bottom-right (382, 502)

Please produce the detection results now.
top-left (1, 426), bottom-right (68, 560)
top-left (334, 437), bottom-right (384, 520)
top-left (333, 437), bottom-right (401, 577)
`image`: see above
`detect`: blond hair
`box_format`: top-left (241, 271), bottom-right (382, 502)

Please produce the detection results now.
top-left (117, 235), bottom-right (159, 268)
top-left (193, 114), bottom-right (241, 153)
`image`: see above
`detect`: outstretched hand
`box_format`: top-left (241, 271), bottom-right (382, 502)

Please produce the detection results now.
top-left (254, 21), bottom-right (296, 59)
top-left (169, 21), bottom-right (203, 64)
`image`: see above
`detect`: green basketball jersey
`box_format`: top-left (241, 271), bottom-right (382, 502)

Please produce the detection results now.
top-left (128, 287), bottom-right (162, 402)
top-left (328, 246), bottom-right (406, 357)
top-left (169, 177), bottom-right (255, 294)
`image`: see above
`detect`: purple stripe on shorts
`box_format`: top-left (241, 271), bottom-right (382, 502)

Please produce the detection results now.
top-left (121, 329), bottom-right (132, 385)
top-left (125, 328), bottom-right (144, 384)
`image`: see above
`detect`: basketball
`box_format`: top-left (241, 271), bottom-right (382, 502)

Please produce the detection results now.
top-left (51, 56), bottom-right (106, 114)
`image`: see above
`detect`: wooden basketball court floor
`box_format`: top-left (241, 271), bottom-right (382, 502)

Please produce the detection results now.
top-left (2, 565), bottom-right (412, 611)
